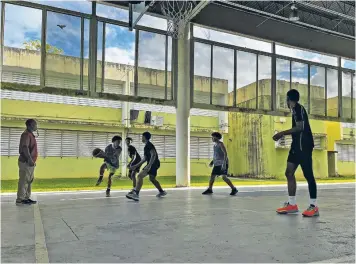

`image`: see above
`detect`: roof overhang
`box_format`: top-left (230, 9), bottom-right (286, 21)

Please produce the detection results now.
top-left (192, 2), bottom-right (355, 59)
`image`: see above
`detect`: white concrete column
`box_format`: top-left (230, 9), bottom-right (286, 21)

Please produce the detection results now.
top-left (121, 70), bottom-right (131, 177)
top-left (175, 25), bottom-right (191, 187)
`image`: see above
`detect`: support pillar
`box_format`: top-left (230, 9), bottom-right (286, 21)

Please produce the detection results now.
top-left (175, 24), bottom-right (191, 187)
top-left (121, 70), bottom-right (131, 177)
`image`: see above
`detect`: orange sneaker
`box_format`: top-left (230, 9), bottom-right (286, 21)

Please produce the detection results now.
top-left (276, 202), bottom-right (299, 214)
top-left (302, 205), bottom-right (319, 217)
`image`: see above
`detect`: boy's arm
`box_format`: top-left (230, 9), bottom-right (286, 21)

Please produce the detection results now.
top-left (220, 142), bottom-right (228, 168)
top-left (145, 150), bottom-right (156, 170)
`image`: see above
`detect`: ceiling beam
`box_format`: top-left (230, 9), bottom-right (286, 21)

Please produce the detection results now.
top-left (186, 0), bottom-right (211, 21)
top-left (298, 1), bottom-right (355, 22)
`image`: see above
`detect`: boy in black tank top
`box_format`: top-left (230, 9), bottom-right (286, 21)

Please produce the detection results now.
top-left (125, 132), bottom-right (166, 201)
top-left (125, 137), bottom-right (142, 189)
top-left (273, 89), bottom-right (318, 217)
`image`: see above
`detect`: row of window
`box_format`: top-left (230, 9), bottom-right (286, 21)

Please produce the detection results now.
top-left (0, 127), bottom-right (215, 160)
top-left (336, 144), bottom-right (355, 162)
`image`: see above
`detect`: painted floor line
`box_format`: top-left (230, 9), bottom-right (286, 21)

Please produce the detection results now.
top-left (1, 182), bottom-right (354, 196)
top-left (309, 254), bottom-right (355, 263)
top-left (60, 194), bottom-right (157, 201)
top-left (33, 195), bottom-right (49, 264)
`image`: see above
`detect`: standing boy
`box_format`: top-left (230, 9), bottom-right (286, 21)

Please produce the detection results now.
top-left (125, 137), bottom-right (142, 190)
top-left (16, 119), bottom-right (38, 205)
top-left (126, 132), bottom-right (166, 201)
top-left (272, 89), bottom-right (319, 217)
top-left (95, 136), bottom-right (122, 197)
top-left (202, 132), bottom-right (238, 196)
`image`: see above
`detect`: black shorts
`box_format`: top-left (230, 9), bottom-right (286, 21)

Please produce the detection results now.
top-left (143, 160), bottom-right (160, 177)
top-left (287, 148), bottom-right (313, 167)
top-left (212, 164), bottom-right (228, 176)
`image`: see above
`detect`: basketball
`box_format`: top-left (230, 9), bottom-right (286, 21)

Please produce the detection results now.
top-left (92, 148), bottom-right (103, 157)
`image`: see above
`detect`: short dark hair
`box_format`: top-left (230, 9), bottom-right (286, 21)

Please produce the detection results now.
top-left (287, 89), bottom-right (300, 102)
top-left (126, 137), bottom-right (133, 142)
top-left (112, 135), bottom-right (122, 142)
top-left (142, 131), bottom-right (151, 140)
top-left (211, 132), bottom-right (222, 140)
top-left (25, 119), bottom-right (36, 127)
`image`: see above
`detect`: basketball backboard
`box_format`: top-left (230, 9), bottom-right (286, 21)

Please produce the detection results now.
top-left (129, 1), bottom-right (154, 31)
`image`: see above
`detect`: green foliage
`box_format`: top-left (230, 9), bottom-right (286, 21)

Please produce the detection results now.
top-left (23, 40), bottom-right (64, 55)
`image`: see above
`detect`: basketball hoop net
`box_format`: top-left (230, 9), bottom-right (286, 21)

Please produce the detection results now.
top-left (160, 0), bottom-right (195, 39)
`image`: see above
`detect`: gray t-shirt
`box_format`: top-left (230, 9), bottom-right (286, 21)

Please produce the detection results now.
top-left (105, 144), bottom-right (122, 168)
top-left (213, 142), bottom-right (228, 166)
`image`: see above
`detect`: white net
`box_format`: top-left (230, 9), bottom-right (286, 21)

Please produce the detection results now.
top-left (160, 0), bottom-right (195, 39)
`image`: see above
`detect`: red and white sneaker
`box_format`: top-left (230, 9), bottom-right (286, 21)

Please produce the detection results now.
top-left (276, 202), bottom-right (299, 214)
top-left (302, 205), bottom-right (319, 217)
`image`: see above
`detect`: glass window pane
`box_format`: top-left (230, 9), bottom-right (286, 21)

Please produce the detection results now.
top-left (194, 42), bottom-right (211, 104)
top-left (46, 12), bottom-right (81, 90)
top-left (83, 19), bottom-right (90, 90)
top-left (97, 3), bottom-right (128, 21)
top-left (342, 58), bottom-right (355, 70)
top-left (276, 59), bottom-right (290, 111)
top-left (212, 46), bottom-right (233, 106)
top-left (138, 14), bottom-right (167, 30)
top-left (310, 66), bottom-right (325, 116)
top-left (258, 55), bottom-right (271, 110)
top-left (138, 31), bottom-right (167, 99)
top-left (194, 25), bottom-right (271, 53)
top-left (3, 4), bottom-right (42, 86)
top-left (104, 24), bottom-right (135, 95)
top-left (342, 72), bottom-right (352, 119)
top-left (24, 0), bottom-right (92, 14)
top-left (96, 21), bottom-right (104, 92)
top-left (327, 69), bottom-right (338, 117)
top-left (236, 51), bottom-right (256, 109)
top-left (291, 62), bottom-right (308, 110)
top-left (276, 44), bottom-right (338, 66)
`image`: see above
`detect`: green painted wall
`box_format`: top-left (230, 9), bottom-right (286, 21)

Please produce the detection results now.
top-left (226, 112), bottom-right (329, 179)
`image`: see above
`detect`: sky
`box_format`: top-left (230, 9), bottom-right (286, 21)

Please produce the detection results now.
top-left (3, 1), bottom-right (355, 97)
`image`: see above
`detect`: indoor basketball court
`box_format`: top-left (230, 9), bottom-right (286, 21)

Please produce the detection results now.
top-left (1, 0), bottom-right (355, 263)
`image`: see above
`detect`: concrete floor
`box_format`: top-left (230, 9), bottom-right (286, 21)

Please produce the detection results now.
top-left (1, 183), bottom-right (355, 263)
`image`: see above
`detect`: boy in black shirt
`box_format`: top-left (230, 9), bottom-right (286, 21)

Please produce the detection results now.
top-left (126, 132), bottom-right (166, 201)
top-left (125, 137), bottom-right (141, 189)
top-left (273, 89), bottom-right (318, 217)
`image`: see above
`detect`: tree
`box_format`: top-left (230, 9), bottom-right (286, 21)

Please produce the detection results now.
top-left (23, 40), bottom-right (64, 55)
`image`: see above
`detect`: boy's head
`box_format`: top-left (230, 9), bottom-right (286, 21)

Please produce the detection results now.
top-left (211, 132), bottom-right (222, 143)
top-left (112, 135), bottom-right (122, 148)
top-left (125, 137), bottom-right (133, 147)
top-left (142, 131), bottom-right (151, 143)
top-left (25, 119), bottom-right (37, 132)
top-left (286, 89), bottom-right (300, 109)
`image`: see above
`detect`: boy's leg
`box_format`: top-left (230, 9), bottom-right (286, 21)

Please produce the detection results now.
top-left (221, 175), bottom-right (238, 194)
top-left (149, 174), bottom-right (164, 193)
top-left (202, 174), bottom-right (216, 195)
top-left (96, 163), bottom-right (107, 186)
top-left (276, 161), bottom-right (299, 214)
top-left (130, 170), bottom-right (137, 189)
top-left (126, 170), bottom-right (148, 201)
top-left (300, 151), bottom-right (319, 217)
top-left (106, 172), bottom-right (114, 197)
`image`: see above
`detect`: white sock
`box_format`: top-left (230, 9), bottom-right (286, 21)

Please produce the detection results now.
top-left (288, 196), bottom-right (296, 205)
top-left (310, 199), bottom-right (317, 206)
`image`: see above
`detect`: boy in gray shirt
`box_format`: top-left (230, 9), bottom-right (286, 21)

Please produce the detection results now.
top-left (202, 132), bottom-right (238, 196)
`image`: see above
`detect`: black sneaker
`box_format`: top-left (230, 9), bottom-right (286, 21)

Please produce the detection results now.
top-left (26, 199), bottom-right (37, 204)
top-left (156, 191), bottom-right (167, 198)
top-left (202, 188), bottom-right (213, 195)
top-left (96, 176), bottom-right (103, 186)
top-left (230, 188), bottom-right (238, 196)
top-left (106, 189), bottom-right (111, 197)
top-left (126, 192), bottom-right (139, 201)
top-left (16, 200), bottom-right (32, 206)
